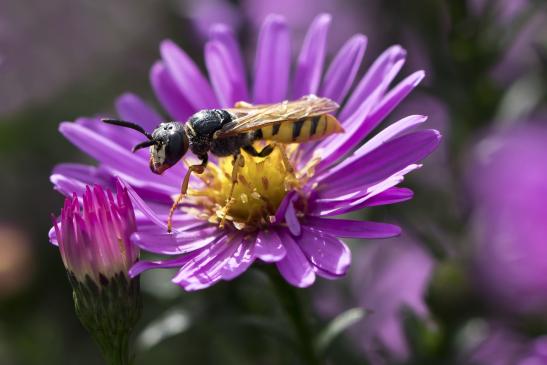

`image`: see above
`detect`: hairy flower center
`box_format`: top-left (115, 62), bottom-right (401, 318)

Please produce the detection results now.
top-left (184, 144), bottom-right (319, 231)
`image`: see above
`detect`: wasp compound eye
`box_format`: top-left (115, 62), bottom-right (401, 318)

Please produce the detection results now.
top-left (149, 122), bottom-right (189, 175)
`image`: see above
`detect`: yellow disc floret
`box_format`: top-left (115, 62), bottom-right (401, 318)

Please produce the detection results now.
top-left (183, 144), bottom-right (319, 231)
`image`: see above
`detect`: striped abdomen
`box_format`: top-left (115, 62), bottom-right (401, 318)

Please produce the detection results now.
top-left (256, 114), bottom-right (343, 143)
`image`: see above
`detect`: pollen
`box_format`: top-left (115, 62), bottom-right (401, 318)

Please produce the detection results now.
top-left (184, 144), bottom-right (316, 231)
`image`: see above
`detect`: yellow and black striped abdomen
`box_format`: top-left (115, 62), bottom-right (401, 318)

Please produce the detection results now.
top-left (256, 114), bottom-right (343, 144)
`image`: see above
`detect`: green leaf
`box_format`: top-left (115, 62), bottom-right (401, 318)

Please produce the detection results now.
top-left (315, 307), bottom-right (367, 353)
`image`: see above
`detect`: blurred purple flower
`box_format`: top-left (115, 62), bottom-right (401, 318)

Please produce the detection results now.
top-left (470, 124), bottom-right (547, 314)
top-left (470, 324), bottom-right (547, 365)
top-left (470, 0), bottom-right (547, 84)
top-left (50, 180), bottom-right (138, 283)
top-left (241, 0), bottom-right (383, 49)
top-left (51, 14), bottom-right (440, 291)
top-left (0, 0), bottom-right (168, 117)
top-left (470, 0), bottom-right (530, 24)
top-left (352, 235), bottom-right (435, 362)
top-left (315, 233), bottom-right (435, 363)
top-left (184, 0), bottom-right (242, 40)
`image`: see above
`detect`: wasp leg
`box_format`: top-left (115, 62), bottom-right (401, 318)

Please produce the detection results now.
top-left (167, 155), bottom-right (208, 233)
top-left (242, 144), bottom-right (274, 158)
top-left (278, 145), bottom-right (294, 173)
top-left (219, 153), bottom-right (245, 228)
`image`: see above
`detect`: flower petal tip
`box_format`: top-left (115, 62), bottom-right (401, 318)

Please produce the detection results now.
top-left (350, 34), bottom-right (368, 47)
top-left (159, 39), bottom-right (176, 53)
top-left (264, 14), bottom-right (287, 26)
top-left (315, 13), bottom-right (332, 25)
top-left (413, 70), bottom-right (426, 85)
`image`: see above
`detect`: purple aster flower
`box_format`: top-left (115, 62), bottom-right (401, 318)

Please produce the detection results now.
top-left (469, 124), bottom-right (547, 314)
top-left (470, 324), bottom-right (547, 365)
top-left (51, 14), bottom-right (441, 291)
top-left (50, 180), bottom-right (141, 364)
top-left (316, 233), bottom-right (435, 363)
top-left (351, 235), bottom-right (435, 362)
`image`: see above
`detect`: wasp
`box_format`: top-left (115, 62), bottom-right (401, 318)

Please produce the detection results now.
top-left (103, 95), bottom-right (343, 232)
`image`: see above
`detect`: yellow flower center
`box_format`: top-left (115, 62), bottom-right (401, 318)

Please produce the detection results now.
top-left (184, 144), bottom-right (320, 231)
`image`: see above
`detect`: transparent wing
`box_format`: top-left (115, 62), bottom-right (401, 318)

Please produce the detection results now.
top-left (215, 95), bottom-right (339, 138)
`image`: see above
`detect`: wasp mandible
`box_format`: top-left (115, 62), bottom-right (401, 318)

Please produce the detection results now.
top-left (103, 95), bottom-right (343, 232)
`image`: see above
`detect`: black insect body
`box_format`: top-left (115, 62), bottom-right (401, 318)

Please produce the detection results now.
top-left (186, 109), bottom-right (255, 158)
top-left (102, 95), bottom-right (342, 232)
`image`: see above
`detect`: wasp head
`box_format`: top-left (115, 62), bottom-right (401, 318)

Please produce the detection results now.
top-left (148, 122), bottom-right (188, 175)
top-left (101, 119), bottom-right (189, 175)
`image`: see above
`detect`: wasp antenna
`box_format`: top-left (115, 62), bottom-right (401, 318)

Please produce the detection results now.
top-left (102, 118), bottom-right (153, 140)
top-left (132, 140), bottom-right (157, 153)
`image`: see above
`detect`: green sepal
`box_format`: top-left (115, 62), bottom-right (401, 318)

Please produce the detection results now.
top-left (69, 271), bottom-right (142, 365)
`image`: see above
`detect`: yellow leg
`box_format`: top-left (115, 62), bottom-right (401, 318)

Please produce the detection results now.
top-left (168, 161), bottom-right (207, 233)
top-left (277, 144), bottom-right (294, 173)
top-left (219, 154), bottom-right (244, 228)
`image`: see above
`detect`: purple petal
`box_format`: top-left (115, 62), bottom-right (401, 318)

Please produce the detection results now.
top-left (316, 162), bottom-right (420, 205)
top-left (367, 71), bottom-right (426, 130)
top-left (275, 229), bottom-right (316, 288)
top-left (292, 14), bottom-right (331, 98)
top-left (303, 217), bottom-right (401, 238)
top-left (340, 45), bottom-right (406, 121)
top-left (219, 238), bottom-right (256, 280)
top-left (209, 24), bottom-right (247, 87)
top-left (75, 117), bottom-right (141, 151)
top-left (131, 226), bottom-right (221, 254)
top-left (129, 255), bottom-right (195, 277)
top-left (135, 212), bottom-right (206, 232)
top-left (150, 61), bottom-right (195, 121)
top-left (206, 25), bottom-right (248, 107)
top-left (296, 226), bottom-right (351, 276)
top-left (318, 130), bottom-right (441, 192)
top-left (275, 191), bottom-right (296, 223)
top-left (352, 115), bottom-right (428, 157)
top-left (320, 115), bottom-right (427, 178)
top-left (314, 60), bottom-right (406, 171)
top-left (119, 179), bottom-right (169, 230)
top-left (160, 39), bottom-right (217, 110)
top-left (53, 163), bottom-right (111, 186)
top-left (364, 187), bottom-right (414, 207)
top-left (51, 164), bottom-right (112, 197)
top-left (48, 225), bottom-right (58, 245)
top-left (285, 199), bottom-right (301, 236)
top-left (115, 93), bottom-right (162, 131)
top-left (205, 40), bottom-right (248, 108)
top-left (309, 172), bottom-right (406, 216)
top-left (255, 229), bottom-right (287, 262)
top-left (59, 122), bottom-right (182, 195)
top-left (253, 15), bottom-right (291, 103)
top-left (51, 174), bottom-right (94, 198)
top-left (172, 234), bottom-right (242, 291)
top-left (314, 266), bottom-right (346, 279)
top-left (310, 87), bottom-right (380, 170)
top-left (319, 34), bottom-right (367, 104)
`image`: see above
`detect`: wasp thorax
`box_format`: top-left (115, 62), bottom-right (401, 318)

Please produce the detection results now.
top-left (182, 144), bottom-right (319, 231)
top-left (149, 122), bottom-right (188, 175)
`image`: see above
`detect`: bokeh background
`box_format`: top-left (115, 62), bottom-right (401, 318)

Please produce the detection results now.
top-left (1, 0), bottom-right (547, 364)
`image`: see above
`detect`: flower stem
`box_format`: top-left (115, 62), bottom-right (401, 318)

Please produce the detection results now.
top-left (94, 331), bottom-right (131, 365)
top-left (263, 266), bottom-right (323, 365)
